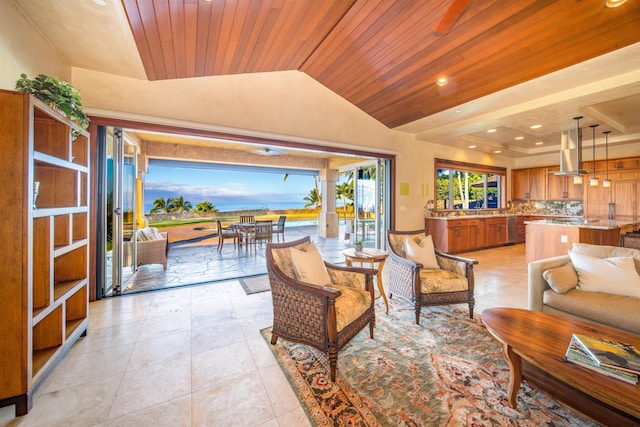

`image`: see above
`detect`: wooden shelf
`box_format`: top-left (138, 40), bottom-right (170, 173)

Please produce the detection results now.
top-left (33, 152), bottom-right (88, 173)
top-left (0, 90), bottom-right (90, 416)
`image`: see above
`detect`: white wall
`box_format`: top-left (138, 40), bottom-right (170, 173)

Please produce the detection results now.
top-left (73, 67), bottom-right (445, 229)
top-left (0, 1), bottom-right (70, 90)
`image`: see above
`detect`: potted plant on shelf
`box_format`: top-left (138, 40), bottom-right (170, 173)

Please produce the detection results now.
top-left (15, 73), bottom-right (90, 132)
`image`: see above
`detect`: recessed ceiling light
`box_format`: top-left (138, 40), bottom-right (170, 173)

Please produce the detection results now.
top-left (515, 136), bottom-right (524, 140)
top-left (530, 124), bottom-right (542, 129)
top-left (455, 109), bottom-right (462, 113)
top-left (493, 150), bottom-right (502, 154)
top-left (487, 129), bottom-right (496, 133)
top-left (604, 0), bottom-right (627, 8)
top-left (436, 77), bottom-right (448, 87)
top-left (535, 141), bottom-right (544, 145)
top-left (468, 145), bottom-right (476, 149)
top-left (92, 0), bottom-right (106, 5)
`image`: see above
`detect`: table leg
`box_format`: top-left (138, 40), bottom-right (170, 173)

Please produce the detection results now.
top-left (502, 342), bottom-right (522, 408)
top-left (377, 259), bottom-right (389, 314)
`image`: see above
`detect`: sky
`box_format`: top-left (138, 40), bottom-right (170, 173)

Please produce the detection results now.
top-left (144, 165), bottom-right (321, 212)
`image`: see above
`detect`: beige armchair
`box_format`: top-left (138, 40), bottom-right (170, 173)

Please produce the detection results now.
top-left (386, 229), bottom-right (477, 324)
top-left (124, 227), bottom-right (169, 270)
top-left (266, 236), bottom-right (376, 381)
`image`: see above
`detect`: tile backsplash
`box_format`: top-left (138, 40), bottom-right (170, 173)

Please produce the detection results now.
top-left (510, 200), bottom-right (583, 216)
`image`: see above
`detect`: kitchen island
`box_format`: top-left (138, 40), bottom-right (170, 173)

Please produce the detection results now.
top-left (525, 218), bottom-right (637, 262)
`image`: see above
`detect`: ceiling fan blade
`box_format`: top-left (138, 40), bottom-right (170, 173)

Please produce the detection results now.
top-left (434, 0), bottom-right (471, 34)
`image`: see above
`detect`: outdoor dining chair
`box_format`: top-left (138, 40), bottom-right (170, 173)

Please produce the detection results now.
top-left (216, 220), bottom-right (241, 251)
top-left (248, 220), bottom-right (273, 253)
top-left (272, 215), bottom-right (286, 242)
top-left (240, 215), bottom-right (255, 223)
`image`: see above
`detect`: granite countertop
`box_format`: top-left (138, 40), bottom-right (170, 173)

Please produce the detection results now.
top-left (426, 213), bottom-right (574, 220)
top-left (524, 218), bottom-right (638, 230)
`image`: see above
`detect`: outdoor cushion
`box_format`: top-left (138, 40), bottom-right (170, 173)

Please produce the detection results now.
top-left (271, 240), bottom-right (310, 279)
top-left (137, 227), bottom-right (164, 241)
top-left (290, 242), bottom-right (331, 285)
top-left (419, 268), bottom-right (468, 293)
top-left (328, 284), bottom-right (371, 331)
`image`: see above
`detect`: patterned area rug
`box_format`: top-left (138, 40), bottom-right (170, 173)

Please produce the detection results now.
top-left (262, 299), bottom-right (596, 426)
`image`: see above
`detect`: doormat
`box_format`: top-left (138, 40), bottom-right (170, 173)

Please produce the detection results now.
top-left (239, 274), bottom-right (271, 295)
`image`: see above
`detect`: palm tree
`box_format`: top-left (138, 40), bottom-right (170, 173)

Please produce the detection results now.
top-left (303, 188), bottom-right (321, 209)
top-left (193, 201), bottom-right (218, 212)
top-left (150, 197), bottom-right (168, 214)
top-left (167, 196), bottom-right (192, 213)
top-left (335, 182), bottom-right (352, 222)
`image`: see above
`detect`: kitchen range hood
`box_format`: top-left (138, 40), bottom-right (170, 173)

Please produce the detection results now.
top-left (554, 118), bottom-right (589, 177)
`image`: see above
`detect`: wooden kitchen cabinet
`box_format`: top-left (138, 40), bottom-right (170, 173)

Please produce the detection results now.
top-left (613, 179), bottom-right (639, 222)
top-left (468, 219), bottom-right (485, 249)
top-left (545, 166), bottom-right (583, 200)
top-left (447, 220), bottom-right (470, 253)
top-left (425, 218), bottom-right (486, 253)
top-left (485, 217), bottom-right (508, 247)
top-left (512, 167), bottom-right (545, 200)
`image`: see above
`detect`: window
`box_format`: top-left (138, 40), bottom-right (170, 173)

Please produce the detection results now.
top-left (435, 159), bottom-right (506, 211)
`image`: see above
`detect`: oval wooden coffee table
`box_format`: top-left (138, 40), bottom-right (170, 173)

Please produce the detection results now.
top-left (482, 308), bottom-right (640, 426)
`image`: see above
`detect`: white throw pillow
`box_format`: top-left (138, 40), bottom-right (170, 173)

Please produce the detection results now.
top-left (289, 242), bottom-right (331, 286)
top-left (404, 235), bottom-right (439, 269)
top-left (137, 227), bottom-right (163, 241)
top-left (568, 251), bottom-right (640, 298)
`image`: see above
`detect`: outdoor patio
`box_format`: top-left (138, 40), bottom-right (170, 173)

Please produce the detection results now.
top-left (122, 223), bottom-right (357, 294)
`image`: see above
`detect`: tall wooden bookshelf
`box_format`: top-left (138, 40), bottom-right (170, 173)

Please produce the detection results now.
top-left (0, 90), bottom-right (90, 416)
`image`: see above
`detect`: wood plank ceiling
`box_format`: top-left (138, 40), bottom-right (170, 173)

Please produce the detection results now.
top-left (122, 0), bottom-right (640, 129)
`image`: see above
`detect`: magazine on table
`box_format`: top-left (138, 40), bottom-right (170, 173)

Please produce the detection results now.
top-left (573, 333), bottom-right (640, 374)
top-left (565, 336), bottom-right (638, 385)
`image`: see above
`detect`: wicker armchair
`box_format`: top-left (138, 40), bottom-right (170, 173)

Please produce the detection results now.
top-left (266, 236), bottom-right (376, 381)
top-left (386, 229), bottom-right (477, 324)
top-left (124, 227), bottom-right (169, 270)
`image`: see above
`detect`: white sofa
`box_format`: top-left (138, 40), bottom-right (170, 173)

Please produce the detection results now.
top-left (528, 243), bottom-right (640, 335)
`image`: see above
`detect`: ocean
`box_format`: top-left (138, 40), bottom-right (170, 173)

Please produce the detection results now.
top-left (144, 200), bottom-right (309, 214)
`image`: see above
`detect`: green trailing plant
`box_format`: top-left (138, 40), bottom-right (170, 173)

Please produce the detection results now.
top-left (15, 73), bottom-right (90, 131)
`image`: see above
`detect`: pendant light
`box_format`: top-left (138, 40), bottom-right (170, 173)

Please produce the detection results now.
top-left (589, 124), bottom-right (599, 186)
top-left (603, 130), bottom-right (612, 188)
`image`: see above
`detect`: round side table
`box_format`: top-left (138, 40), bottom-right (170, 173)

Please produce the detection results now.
top-left (342, 248), bottom-right (389, 314)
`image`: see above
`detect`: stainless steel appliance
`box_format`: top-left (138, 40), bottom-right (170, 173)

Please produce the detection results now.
top-left (507, 216), bottom-right (518, 244)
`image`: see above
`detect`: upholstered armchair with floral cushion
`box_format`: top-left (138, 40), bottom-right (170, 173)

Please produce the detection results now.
top-left (124, 227), bottom-right (169, 270)
top-left (266, 236), bottom-right (376, 381)
top-left (386, 229), bottom-right (477, 324)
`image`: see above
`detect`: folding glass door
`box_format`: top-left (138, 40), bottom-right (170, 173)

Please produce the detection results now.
top-left (97, 127), bottom-right (138, 298)
top-left (352, 159), bottom-right (391, 249)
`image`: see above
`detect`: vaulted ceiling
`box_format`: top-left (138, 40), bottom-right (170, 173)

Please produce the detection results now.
top-left (122, 0), bottom-right (640, 128)
top-left (12, 0), bottom-right (640, 158)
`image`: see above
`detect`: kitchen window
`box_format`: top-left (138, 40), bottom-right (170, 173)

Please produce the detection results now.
top-left (435, 159), bottom-right (506, 211)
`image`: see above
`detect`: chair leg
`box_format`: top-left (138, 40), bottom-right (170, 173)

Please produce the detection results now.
top-left (329, 354), bottom-right (337, 382)
top-left (415, 305), bottom-right (421, 325)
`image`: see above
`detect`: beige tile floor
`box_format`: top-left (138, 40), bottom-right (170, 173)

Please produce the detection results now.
top-left (0, 244), bottom-right (530, 426)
